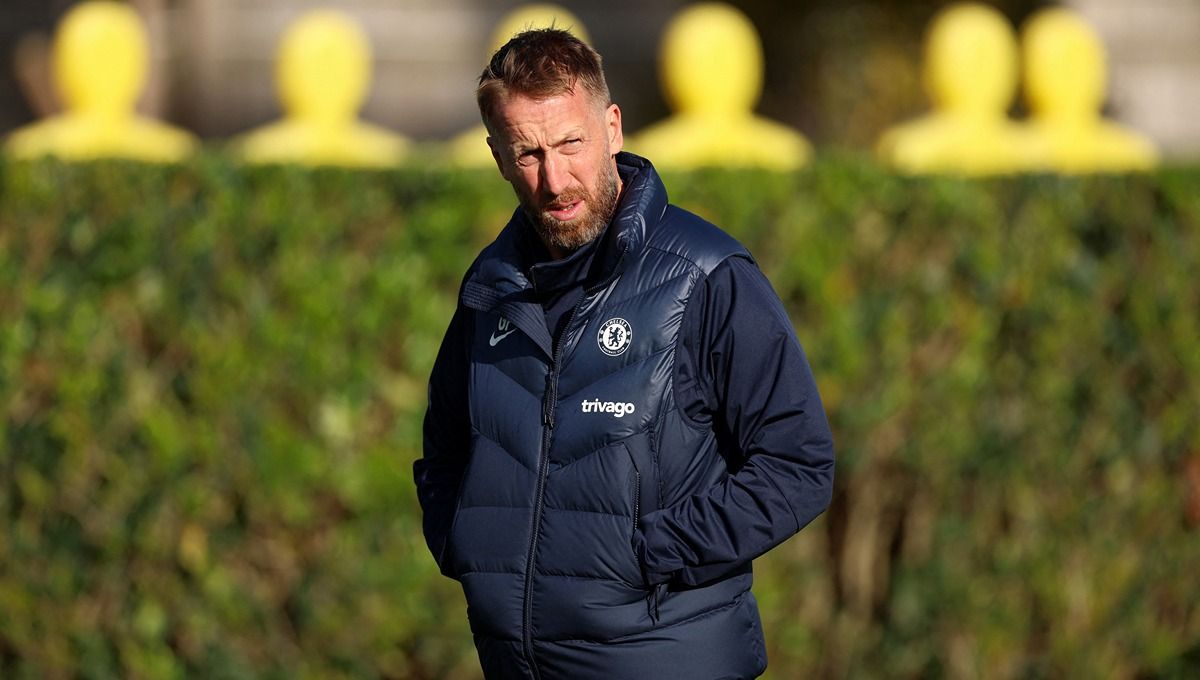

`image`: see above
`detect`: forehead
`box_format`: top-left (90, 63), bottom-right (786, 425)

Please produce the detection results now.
top-left (490, 88), bottom-right (602, 142)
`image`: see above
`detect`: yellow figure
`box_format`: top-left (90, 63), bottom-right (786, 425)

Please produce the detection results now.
top-left (1021, 8), bottom-right (1157, 173)
top-left (629, 3), bottom-right (810, 171)
top-left (449, 4), bottom-right (591, 168)
top-left (4, 1), bottom-right (196, 163)
top-left (236, 10), bottom-right (409, 168)
top-left (876, 3), bottom-right (1028, 175)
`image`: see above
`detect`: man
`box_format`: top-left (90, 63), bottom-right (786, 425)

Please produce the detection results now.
top-left (414, 29), bottom-right (834, 680)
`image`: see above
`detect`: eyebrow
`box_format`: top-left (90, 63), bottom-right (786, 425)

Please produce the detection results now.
top-left (511, 128), bottom-right (587, 155)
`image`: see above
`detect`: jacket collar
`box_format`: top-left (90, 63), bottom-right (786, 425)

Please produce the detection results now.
top-left (461, 152), bottom-right (667, 358)
top-left (464, 151), bottom-right (667, 304)
top-left (595, 151), bottom-right (668, 287)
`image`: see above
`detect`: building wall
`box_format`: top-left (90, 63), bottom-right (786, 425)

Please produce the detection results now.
top-left (1068, 0), bottom-right (1200, 158)
top-left (170, 0), bottom-right (681, 141)
top-left (2, 0), bottom-right (1197, 157)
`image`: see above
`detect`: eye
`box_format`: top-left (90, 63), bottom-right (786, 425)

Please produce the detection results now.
top-left (515, 150), bottom-right (538, 167)
top-left (562, 138), bottom-right (583, 153)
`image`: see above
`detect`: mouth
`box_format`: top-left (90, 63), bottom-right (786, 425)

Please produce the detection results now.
top-left (544, 200), bottom-right (583, 221)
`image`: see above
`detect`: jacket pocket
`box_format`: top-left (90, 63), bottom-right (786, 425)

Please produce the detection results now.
top-left (617, 442), bottom-right (643, 590)
top-left (624, 432), bottom-right (658, 518)
top-left (625, 435), bottom-right (668, 621)
top-left (627, 440), bottom-right (666, 619)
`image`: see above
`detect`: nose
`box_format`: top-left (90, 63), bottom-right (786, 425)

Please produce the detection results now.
top-left (539, 153), bottom-right (570, 197)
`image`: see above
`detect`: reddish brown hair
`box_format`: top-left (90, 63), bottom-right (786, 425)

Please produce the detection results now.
top-left (476, 28), bottom-right (611, 131)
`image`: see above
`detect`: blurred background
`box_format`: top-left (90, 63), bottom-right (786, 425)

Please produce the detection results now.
top-left (1, 0), bottom-right (1198, 156)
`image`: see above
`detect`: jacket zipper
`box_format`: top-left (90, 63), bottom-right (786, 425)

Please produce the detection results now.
top-left (633, 470), bottom-right (641, 532)
top-left (634, 467), bottom-right (663, 623)
top-left (522, 300), bottom-right (585, 680)
top-left (521, 375), bottom-right (553, 680)
top-left (630, 461), bottom-right (662, 622)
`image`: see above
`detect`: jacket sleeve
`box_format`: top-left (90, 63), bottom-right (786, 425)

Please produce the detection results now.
top-left (635, 255), bottom-right (835, 587)
top-left (413, 303), bottom-right (473, 579)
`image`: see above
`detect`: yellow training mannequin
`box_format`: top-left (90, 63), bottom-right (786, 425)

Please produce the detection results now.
top-left (876, 3), bottom-right (1029, 175)
top-left (1021, 8), bottom-right (1157, 173)
top-left (4, 1), bottom-right (197, 162)
top-left (630, 3), bottom-right (810, 170)
top-left (236, 9), bottom-right (409, 168)
top-left (448, 4), bottom-right (592, 168)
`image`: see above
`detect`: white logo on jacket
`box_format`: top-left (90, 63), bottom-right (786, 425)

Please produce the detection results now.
top-left (597, 317), bottom-right (632, 356)
top-left (581, 399), bottom-right (637, 417)
top-left (489, 316), bottom-right (517, 347)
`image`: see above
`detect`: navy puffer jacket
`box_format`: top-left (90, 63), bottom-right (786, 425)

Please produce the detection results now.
top-left (416, 153), bottom-right (833, 680)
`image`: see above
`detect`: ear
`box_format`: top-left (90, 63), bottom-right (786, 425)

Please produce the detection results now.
top-left (605, 103), bottom-right (623, 155)
top-left (486, 135), bottom-right (508, 179)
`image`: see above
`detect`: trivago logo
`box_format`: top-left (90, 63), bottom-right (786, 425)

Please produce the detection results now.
top-left (580, 399), bottom-right (637, 418)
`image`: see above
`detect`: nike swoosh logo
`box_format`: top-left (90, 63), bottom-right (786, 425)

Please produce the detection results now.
top-left (489, 328), bottom-right (518, 347)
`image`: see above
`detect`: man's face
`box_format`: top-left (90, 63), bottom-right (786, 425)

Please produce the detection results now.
top-left (487, 87), bottom-right (624, 258)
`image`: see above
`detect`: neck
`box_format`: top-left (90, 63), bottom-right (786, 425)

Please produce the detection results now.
top-left (546, 242), bottom-right (572, 261)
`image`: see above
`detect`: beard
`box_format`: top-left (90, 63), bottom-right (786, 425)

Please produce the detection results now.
top-left (520, 160), bottom-right (620, 255)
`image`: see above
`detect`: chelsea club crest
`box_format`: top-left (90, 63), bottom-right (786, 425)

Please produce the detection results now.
top-left (597, 318), bottom-right (632, 356)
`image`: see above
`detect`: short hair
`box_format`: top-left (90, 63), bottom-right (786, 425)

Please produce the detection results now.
top-left (476, 28), bottom-right (611, 131)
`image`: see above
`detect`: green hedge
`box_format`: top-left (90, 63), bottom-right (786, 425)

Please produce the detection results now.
top-left (1, 155), bottom-right (1197, 679)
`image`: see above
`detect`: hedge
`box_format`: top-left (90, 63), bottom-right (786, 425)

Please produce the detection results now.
top-left (0, 154), bottom-right (1197, 680)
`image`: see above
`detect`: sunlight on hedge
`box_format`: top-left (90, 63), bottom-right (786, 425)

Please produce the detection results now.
top-left (1, 155), bottom-right (1197, 679)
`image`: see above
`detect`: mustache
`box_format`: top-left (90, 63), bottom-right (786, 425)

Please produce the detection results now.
top-left (540, 190), bottom-right (588, 212)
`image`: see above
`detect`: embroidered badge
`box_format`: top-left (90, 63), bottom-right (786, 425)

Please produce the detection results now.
top-left (597, 317), bottom-right (632, 356)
